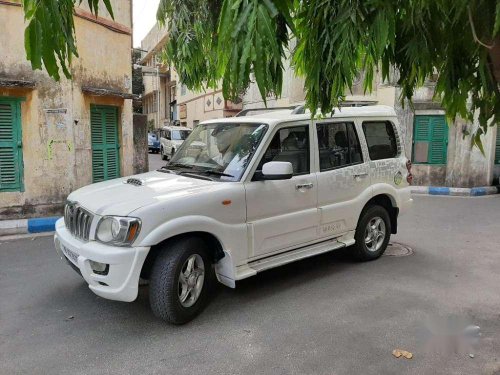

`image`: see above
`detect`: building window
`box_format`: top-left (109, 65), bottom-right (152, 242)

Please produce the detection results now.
top-left (0, 97), bottom-right (24, 192)
top-left (180, 84), bottom-right (187, 96)
top-left (412, 115), bottom-right (448, 165)
top-left (495, 127), bottom-right (500, 165)
top-left (90, 105), bottom-right (120, 182)
top-left (362, 121), bottom-right (399, 160)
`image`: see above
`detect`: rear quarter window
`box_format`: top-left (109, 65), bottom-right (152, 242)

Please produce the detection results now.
top-left (362, 121), bottom-right (399, 160)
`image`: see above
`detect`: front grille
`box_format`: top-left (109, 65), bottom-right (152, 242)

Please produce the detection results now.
top-left (64, 203), bottom-right (93, 241)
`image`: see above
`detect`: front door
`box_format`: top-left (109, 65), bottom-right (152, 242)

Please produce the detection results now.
top-left (245, 122), bottom-right (318, 259)
top-left (90, 105), bottom-right (120, 182)
top-left (315, 120), bottom-right (371, 238)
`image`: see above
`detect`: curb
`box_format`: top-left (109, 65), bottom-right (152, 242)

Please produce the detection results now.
top-left (0, 217), bottom-right (59, 237)
top-left (412, 185), bottom-right (500, 197)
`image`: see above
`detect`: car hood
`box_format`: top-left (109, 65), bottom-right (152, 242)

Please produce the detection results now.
top-left (68, 171), bottom-right (215, 216)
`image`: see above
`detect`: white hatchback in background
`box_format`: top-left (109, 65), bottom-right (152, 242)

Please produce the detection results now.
top-left (159, 125), bottom-right (192, 160)
top-left (54, 105), bottom-right (413, 324)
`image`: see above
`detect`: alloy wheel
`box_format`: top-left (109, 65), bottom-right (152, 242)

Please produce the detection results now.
top-left (364, 217), bottom-right (386, 252)
top-left (178, 254), bottom-right (205, 308)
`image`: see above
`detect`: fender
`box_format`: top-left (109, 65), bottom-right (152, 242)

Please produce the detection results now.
top-left (137, 215), bottom-right (248, 284)
top-left (371, 183), bottom-right (404, 208)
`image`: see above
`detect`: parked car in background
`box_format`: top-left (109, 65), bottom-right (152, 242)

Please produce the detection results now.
top-left (159, 126), bottom-right (192, 160)
top-left (148, 133), bottom-right (160, 154)
top-left (54, 105), bottom-right (413, 325)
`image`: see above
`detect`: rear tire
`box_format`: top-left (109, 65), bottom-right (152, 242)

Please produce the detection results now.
top-left (149, 237), bottom-right (214, 324)
top-left (352, 205), bottom-right (391, 261)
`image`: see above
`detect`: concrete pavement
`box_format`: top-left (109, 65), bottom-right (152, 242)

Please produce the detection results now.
top-left (1, 195), bottom-right (500, 374)
top-left (149, 152), bottom-right (165, 171)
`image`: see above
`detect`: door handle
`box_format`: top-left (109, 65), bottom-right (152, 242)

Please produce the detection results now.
top-left (353, 173), bottom-right (368, 178)
top-left (296, 182), bottom-right (314, 190)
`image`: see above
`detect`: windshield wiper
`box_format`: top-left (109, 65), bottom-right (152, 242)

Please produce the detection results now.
top-left (198, 169), bottom-right (234, 178)
top-left (167, 163), bottom-right (193, 169)
top-left (157, 166), bottom-right (175, 173)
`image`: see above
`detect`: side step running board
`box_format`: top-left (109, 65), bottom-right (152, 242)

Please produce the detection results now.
top-left (247, 239), bottom-right (346, 274)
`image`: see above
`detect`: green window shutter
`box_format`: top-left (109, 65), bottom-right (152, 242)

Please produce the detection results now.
top-left (0, 98), bottom-right (23, 192)
top-left (495, 127), bottom-right (500, 164)
top-left (91, 105), bottom-right (120, 182)
top-left (414, 116), bottom-right (431, 141)
top-left (413, 115), bottom-right (448, 165)
top-left (413, 116), bottom-right (431, 163)
top-left (428, 116), bottom-right (448, 164)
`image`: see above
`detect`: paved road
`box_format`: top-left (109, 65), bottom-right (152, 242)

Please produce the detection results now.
top-left (149, 152), bottom-right (165, 171)
top-left (1, 195), bottom-right (500, 375)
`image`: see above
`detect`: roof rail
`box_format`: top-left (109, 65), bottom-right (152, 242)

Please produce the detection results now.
top-left (339, 100), bottom-right (378, 107)
top-left (235, 105), bottom-right (303, 117)
top-left (234, 101), bottom-right (377, 117)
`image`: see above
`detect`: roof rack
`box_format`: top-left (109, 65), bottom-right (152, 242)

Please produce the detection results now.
top-left (339, 100), bottom-right (378, 107)
top-left (235, 105), bottom-right (304, 117)
top-left (234, 101), bottom-right (378, 117)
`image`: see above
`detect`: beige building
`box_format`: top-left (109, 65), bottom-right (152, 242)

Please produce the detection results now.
top-left (139, 24), bottom-right (172, 129)
top-left (140, 24), bottom-right (242, 129)
top-left (0, 0), bottom-right (135, 219)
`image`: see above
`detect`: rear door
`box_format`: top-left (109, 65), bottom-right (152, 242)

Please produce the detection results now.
top-left (245, 121), bottom-right (319, 259)
top-left (315, 119), bottom-right (371, 239)
top-left (361, 119), bottom-right (402, 186)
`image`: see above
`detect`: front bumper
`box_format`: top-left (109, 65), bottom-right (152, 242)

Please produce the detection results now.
top-left (54, 218), bottom-right (149, 302)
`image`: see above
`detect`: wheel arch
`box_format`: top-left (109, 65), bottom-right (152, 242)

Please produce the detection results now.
top-left (360, 194), bottom-right (399, 234)
top-left (140, 231), bottom-right (225, 280)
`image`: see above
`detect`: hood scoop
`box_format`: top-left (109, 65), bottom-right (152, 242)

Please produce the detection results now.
top-left (125, 178), bottom-right (144, 186)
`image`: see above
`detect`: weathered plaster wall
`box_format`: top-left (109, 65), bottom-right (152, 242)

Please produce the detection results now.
top-left (395, 86), bottom-right (496, 187)
top-left (0, 1), bottom-right (133, 219)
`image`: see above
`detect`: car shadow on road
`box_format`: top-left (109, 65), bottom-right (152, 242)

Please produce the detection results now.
top-left (41, 246), bottom-right (367, 330)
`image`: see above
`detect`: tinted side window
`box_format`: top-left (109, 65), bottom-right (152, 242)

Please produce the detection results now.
top-left (362, 121), bottom-right (398, 160)
top-left (257, 126), bottom-right (310, 175)
top-left (317, 122), bottom-right (362, 171)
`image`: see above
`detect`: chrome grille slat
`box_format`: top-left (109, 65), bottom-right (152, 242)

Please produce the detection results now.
top-left (64, 202), bottom-right (93, 241)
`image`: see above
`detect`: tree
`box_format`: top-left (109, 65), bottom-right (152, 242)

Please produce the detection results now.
top-left (22, 0), bottom-right (499, 147)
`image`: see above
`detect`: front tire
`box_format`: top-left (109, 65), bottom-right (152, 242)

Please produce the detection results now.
top-left (161, 147), bottom-right (167, 160)
top-left (149, 237), bottom-right (213, 324)
top-left (352, 205), bottom-right (391, 261)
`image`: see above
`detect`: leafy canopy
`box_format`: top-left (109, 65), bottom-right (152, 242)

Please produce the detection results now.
top-left (23, 0), bottom-right (500, 145)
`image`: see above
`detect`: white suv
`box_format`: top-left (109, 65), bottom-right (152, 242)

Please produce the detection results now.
top-left (159, 125), bottom-right (192, 160)
top-left (54, 105), bottom-right (413, 324)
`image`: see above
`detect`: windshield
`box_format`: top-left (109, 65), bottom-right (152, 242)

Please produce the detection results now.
top-left (166, 122), bottom-right (267, 181)
top-left (148, 134), bottom-right (158, 141)
top-left (172, 130), bottom-right (191, 140)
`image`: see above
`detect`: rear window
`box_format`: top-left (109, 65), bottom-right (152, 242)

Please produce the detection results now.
top-left (362, 121), bottom-right (398, 160)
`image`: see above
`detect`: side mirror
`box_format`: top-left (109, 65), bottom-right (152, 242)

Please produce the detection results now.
top-left (257, 161), bottom-right (293, 180)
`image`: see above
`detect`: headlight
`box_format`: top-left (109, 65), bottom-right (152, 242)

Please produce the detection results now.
top-left (96, 216), bottom-right (141, 246)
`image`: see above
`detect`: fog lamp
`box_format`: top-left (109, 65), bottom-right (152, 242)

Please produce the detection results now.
top-left (89, 260), bottom-right (109, 275)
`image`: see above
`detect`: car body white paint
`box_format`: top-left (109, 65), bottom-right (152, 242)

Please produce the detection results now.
top-left (54, 105), bottom-right (413, 301)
